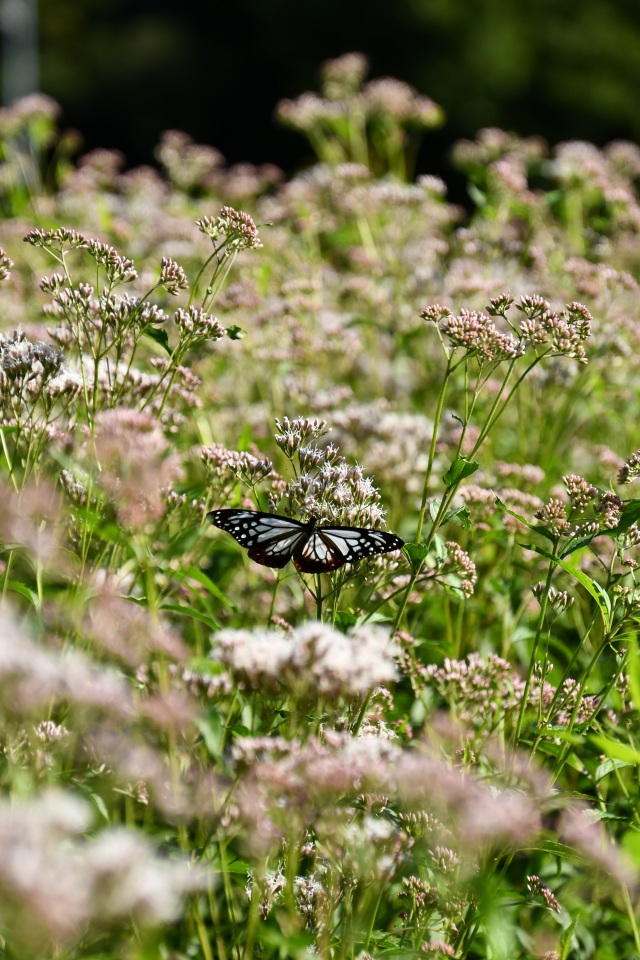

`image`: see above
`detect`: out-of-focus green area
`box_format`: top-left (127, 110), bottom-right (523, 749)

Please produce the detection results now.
top-left (9, 0), bottom-right (638, 175)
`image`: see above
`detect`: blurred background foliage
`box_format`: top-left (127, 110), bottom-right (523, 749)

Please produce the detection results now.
top-left (11, 0), bottom-right (640, 195)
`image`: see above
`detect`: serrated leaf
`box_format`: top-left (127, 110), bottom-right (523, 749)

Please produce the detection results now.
top-left (441, 504), bottom-right (472, 531)
top-left (404, 542), bottom-right (430, 567)
top-left (143, 324), bottom-right (172, 356)
top-left (3, 579), bottom-right (39, 608)
top-left (443, 456), bottom-right (479, 488)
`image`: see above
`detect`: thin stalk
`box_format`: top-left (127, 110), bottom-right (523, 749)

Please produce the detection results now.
top-left (515, 555), bottom-right (556, 743)
top-left (622, 882), bottom-right (640, 955)
top-left (415, 354), bottom-right (453, 545)
top-left (551, 631), bottom-right (613, 779)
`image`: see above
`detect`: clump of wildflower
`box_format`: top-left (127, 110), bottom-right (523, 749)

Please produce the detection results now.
top-left (421, 303), bottom-right (453, 323)
top-left (532, 583), bottom-right (574, 617)
top-left (618, 449), bottom-right (640, 484)
top-left (173, 306), bottom-right (226, 345)
top-left (158, 257), bottom-right (189, 295)
top-left (196, 206), bottom-right (262, 250)
top-left (0, 605), bottom-right (134, 717)
top-left (444, 542), bottom-right (477, 597)
top-left (486, 292), bottom-right (515, 316)
top-left (246, 866), bottom-right (286, 918)
top-left (0, 790), bottom-right (203, 951)
top-left (274, 416), bottom-right (329, 456)
top-left (24, 226), bottom-right (88, 250)
top-left (596, 491), bottom-right (624, 528)
top-left (201, 443), bottom-right (276, 490)
top-left (535, 498), bottom-right (571, 537)
top-left (439, 308), bottom-right (524, 362)
top-left (92, 409), bottom-right (183, 527)
top-left (320, 52), bottom-right (370, 99)
top-left (563, 473), bottom-right (598, 509)
top-left (155, 129), bottom-right (224, 191)
top-left (398, 874), bottom-right (438, 918)
top-left (211, 621), bottom-right (399, 699)
top-left (421, 942), bottom-right (455, 957)
top-left (422, 653), bottom-right (523, 728)
top-left (87, 240), bottom-right (137, 284)
top-left (0, 248), bottom-right (13, 281)
top-left (0, 481), bottom-right (67, 568)
top-left (526, 874), bottom-right (560, 912)
top-left (273, 419), bottom-right (393, 530)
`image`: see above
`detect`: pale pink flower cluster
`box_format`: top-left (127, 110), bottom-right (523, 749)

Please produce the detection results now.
top-left (212, 621), bottom-right (399, 698)
top-left (0, 790), bottom-right (204, 949)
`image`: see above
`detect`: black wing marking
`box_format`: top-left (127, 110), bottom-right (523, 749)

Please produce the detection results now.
top-left (208, 510), bottom-right (404, 573)
top-left (293, 525), bottom-right (404, 573)
top-left (208, 509), bottom-right (310, 569)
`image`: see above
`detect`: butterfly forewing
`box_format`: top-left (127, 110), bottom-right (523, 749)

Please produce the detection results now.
top-left (208, 509), bottom-right (404, 573)
top-left (208, 509), bottom-right (310, 568)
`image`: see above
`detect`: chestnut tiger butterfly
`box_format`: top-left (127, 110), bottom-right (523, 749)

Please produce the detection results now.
top-left (208, 509), bottom-right (404, 574)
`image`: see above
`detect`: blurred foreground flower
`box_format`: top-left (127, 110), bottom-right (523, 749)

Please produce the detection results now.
top-left (0, 790), bottom-right (205, 952)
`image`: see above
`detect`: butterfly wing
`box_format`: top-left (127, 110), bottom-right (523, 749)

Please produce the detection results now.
top-left (208, 509), bottom-right (310, 569)
top-left (293, 525), bottom-right (404, 574)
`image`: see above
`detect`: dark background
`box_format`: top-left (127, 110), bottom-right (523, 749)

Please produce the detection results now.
top-left (14, 0), bottom-right (640, 184)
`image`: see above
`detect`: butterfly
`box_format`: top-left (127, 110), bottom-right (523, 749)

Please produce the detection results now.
top-left (208, 509), bottom-right (404, 574)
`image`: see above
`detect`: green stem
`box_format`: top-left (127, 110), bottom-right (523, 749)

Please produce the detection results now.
top-left (515, 555), bottom-right (556, 744)
top-left (315, 574), bottom-right (323, 621)
top-left (415, 355), bottom-right (453, 546)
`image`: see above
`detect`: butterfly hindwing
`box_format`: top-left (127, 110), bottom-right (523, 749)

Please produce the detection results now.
top-left (208, 509), bottom-right (404, 573)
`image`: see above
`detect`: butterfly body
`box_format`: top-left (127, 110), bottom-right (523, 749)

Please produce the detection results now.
top-left (208, 509), bottom-right (404, 573)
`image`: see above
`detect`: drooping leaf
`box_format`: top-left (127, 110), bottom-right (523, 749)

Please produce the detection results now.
top-left (143, 324), bottom-right (172, 356)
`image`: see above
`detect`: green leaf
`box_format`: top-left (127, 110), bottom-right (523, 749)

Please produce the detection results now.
top-left (89, 792), bottom-right (110, 824)
top-left (495, 496), bottom-right (556, 543)
top-left (3, 579), bottom-right (39, 608)
top-left (143, 325), bottom-right (172, 356)
top-left (236, 423), bottom-right (253, 452)
top-left (590, 733), bottom-right (640, 766)
top-left (614, 498), bottom-right (640, 535)
top-left (226, 324), bottom-right (246, 340)
top-left (196, 712), bottom-right (224, 758)
top-left (334, 610), bottom-right (358, 631)
top-left (559, 917), bottom-right (579, 960)
top-left (403, 542), bottom-right (429, 567)
top-left (560, 531), bottom-right (601, 558)
top-left (443, 456), bottom-right (479, 488)
top-left (175, 566), bottom-right (237, 611)
top-left (522, 544), bottom-right (612, 630)
top-left (428, 498), bottom-right (442, 521)
top-left (621, 829), bottom-right (640, 870)
top-left (160, 603), bottom-right (220, 630)
top-left (441, 504), bottom-right (472, 531)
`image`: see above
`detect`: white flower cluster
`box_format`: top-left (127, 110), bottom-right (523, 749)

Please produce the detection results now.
top-left (212, 621), bottom-right (399, 698)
